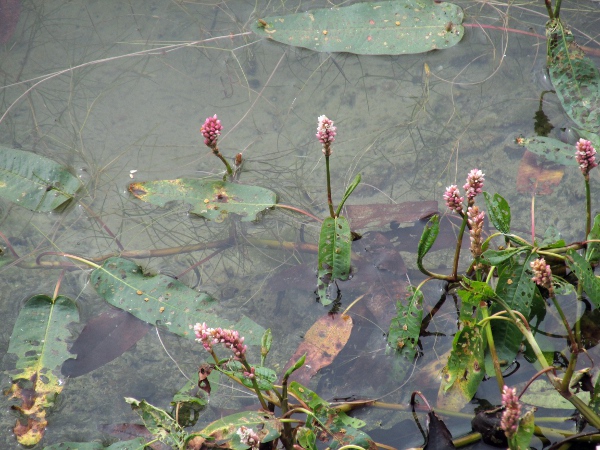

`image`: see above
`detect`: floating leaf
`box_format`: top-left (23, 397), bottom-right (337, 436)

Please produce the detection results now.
top-left (91, 257), bottom-right (264, 345)
top-left (567, 250), bottom-right (600, 308)
top-left (4, 295), bottom-right (79, 446)
top-left (283, 313), bottom-right (353, 385)
top-left (44, 438), bottom-right (149, 450)
top-left (437, 324), bottom-right (485, 410)
top-left (516, 151), bottom-right (564, 195)
top-left (387, 287), bottom-right (423, 360)
top-left (317, 216), bottom-right (352, 305)
top-left (516, 136), bottom-right (578, 166)
top-left (345, 200), bottom-right (438, 231)
top-left (252, 0), bottom-right (464, 56)
top-left (547, 19), bottom-right (600, 133)
top-left (129, 178), bottom-right (276, 222)
top-left (61, 308), bottom-right (151, 377)
top-left (520, 380), bottom-right (587, 409)
top-left (0, 146), bottom-right (81, 212)
top-left (483, 192), bottom-right (511, 234)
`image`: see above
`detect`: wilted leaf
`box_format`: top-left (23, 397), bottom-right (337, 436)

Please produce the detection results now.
top-left (252, 0), bottom-right (464, 56)
top-left (129, 178), bottom-right (276, 222)
top-left (424, 410), bottom-right (456, 450)
top-left (4, 295), bottom-right (79, 446)
top-left (517, 151), bottom-right (564, 195)
top-left (437, 325), bottom-right (485, 410)
top-left (91, 257), bottom-right (264, 344)
top-left (61, 308), bottom-right (150, 377)
top-left (317, 216), bottom-right (352, 305)
top-left (345, 200), bottom-right (438, 231)
top-left (0, 146), bottom-right (81, 212)
top-left (283, 313), bottom-right (353, 385)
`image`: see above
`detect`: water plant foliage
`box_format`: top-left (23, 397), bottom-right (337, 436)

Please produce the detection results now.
top-left (252, 0), bottom-right (464, 55)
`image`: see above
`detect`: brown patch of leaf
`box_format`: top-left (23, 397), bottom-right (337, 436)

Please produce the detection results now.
top-left (283, 313), bottom-right (353, 385)
top-left (517, 150), bottom-right (564, 195)
top-left (346, 201), bottom-right (438, 231)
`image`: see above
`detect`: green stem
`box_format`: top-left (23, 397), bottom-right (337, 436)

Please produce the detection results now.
top-left (212, 146), bottom-right (233, 179)
top-left (451, 211), bottom-right (469, 279)
top-left (480, 302), bottom-right (505, 392)
top-left (325, 154), bottom-right (336, 218)
top-left (544, 0), bottom-right (555, 20)
top-left (585, 174), bottom-right (592, 238)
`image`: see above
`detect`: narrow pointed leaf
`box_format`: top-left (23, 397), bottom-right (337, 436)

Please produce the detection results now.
top-left (0, 147), bottom-right (81, 212)
top-left (91, 257), bottom-right (264, 344)
top-left (483, 192), bottom-right (511, 234)
top-left (317, 216), bottom-right (352, 305)
top-left (4, 295), bottom-right (79, 446)
top-left (417, 214), bottom-right (439, 261)
top-left (567, 250), bottom-right (600, 308)
top-left (129, 179), bottom-right (276, 222)
top-left (480, 247), bottom-right (526, 266)
top-left (336, 173), bottom-right (361, 216)
top-left (252, 0), bottom-right (464, 56)
top-left (586, 214), bottom-right (600, 264)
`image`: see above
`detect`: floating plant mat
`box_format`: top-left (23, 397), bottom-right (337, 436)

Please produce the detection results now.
top-left (252, 0), bottom-right (464, 55)
top-left (0, 146), bottom-right (81, 212)
top-left (129, 178), bottom-right (276, 222)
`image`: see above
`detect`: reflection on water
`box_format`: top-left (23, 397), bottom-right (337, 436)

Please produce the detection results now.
top-left (1, 0), bottom-right (599, 448)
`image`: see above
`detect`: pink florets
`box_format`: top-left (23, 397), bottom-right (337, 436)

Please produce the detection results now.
top-left (236, 426), bottom-right (260, 450)
top-left (575, 138), bottom-right (597, 176)
top-left (467, 206), bottom-right (485, 259)
top-left (500, 385), bottom-right (521, 439)
top-left (530, 257), bottom-right (553, 293)
top-left (463, 169), bottom-right (485, 202)
top-left (201, 114), bottom-right (222, 149)
top-left (316, 115), bottom-right (337, 156)
top-left (194, 322), bottom-right (247, 359)
top-left (443, 185), bottom-right (464, 213)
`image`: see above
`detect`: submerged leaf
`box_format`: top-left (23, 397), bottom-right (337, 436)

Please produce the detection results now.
top-left (252, 0), bottom-right (464, 56)
top-left (129, 178), bottom-right (276, 222)
top-left (345, 200), bottom-right (438, 231)
top-left (516, 151), bottom-right (564, 195)
top-left (0, 146), bottom-right (81, 212)
top-left (91, 257), bottom-right (264, 344)
top-left (4, 295), bottom-right (79, 446)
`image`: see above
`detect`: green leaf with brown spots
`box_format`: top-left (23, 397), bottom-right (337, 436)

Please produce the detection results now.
top-left (437, 324), bottom-right (485, 410)
top-left (129, 178), bottom-right (276, 222)
top-left (91, 257), bottom-right (264, 345)
top-left (387, 286), bottom-right (423, 360)
top-left (252, 0), bottom-right (464, 56)
top-left (4, 295), bottom-right (79, 446)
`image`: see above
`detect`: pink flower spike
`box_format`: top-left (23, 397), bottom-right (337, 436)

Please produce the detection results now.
top-left (575, 138), bottom-right (597, 176)
top-left (193, 322), bottom-right (247, 359)
top-left (467, 206), bottom-right (485, 259)
top-left (201, 114), bottom-right (222, 149)
top-left (443, 185), bottom-right (464, 213)
top-left (463, 169), bottom-right (485, 202)
top-left (530, 257), bottom-right (553, 293)
top-left (237, 426), bottom-right (260, 450)
top-left (500, 385), bottom-right (521, 439)
top-left (316, 115), bottom-right (337, 156)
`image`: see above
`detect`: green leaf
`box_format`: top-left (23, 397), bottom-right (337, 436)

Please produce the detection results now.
top-left (222, 361), bottom-right (277, 391)
top-left (483, 192), bottom-right (511, 234)
top-left (195, 410), bottom-right (281, 450)
top-left (336, 173), bottom-right (361, 217)
top-left (125, 397), bottom-right (186, 448)
top-left (567, 250), bottom-right (600, 308)
top-left (540, 225), bottom-right (565, 248)
top-left (317, 216), bottom-right (352, 305)
top-left (0, 147), bottom-right (81, 212)
top-left (417, 214), bottom-right (439, 261)
top-left (44, 439), bottom-right (148, 450)
top-left (491, 253), bottom-right (536, 364)
top-left (91, 257), bottom-right (264, 344)
top-left (387, 286), bottom-right (423, 360)
top-left (5, 295), bottom-right (79, 446)
top-left (516, 136), bottom-right (578, 166)
top-left (547, 19), bottom-right (600, 133)
top-left (295, 427), bottom-right (318, 450)
top-left (480, 247), bottom-right (526, 266)
top-left (508, 409), bottom-right (535, 450)
top-left (129, 178), bottom-right (276, 222)
top-left (520, 380), bottom-right (587, 409)
top-left (261, 328), bottom-right (272, 366)
top-left (437, 324), bottom-right (485, 410)
top-left (252, 0), bottom-right (464, 56)
top-left (586, 214), bottom-right (600, 264)
top-left (457, 280), bottom-right (495, 323)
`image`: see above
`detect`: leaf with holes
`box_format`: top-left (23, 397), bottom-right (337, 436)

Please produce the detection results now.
top-left (317, 216), bottom-right (352, 305)
top-left (126, 398), bottom-right (186, 448)
top-left (437, 324), bottom-right (485, 410)
top-left (4, 295), bottom-right (79, 446)
top-left (483, 192), bottom-right (511, 234)
top-left (252, 0), bottom-right (463, 56)
top-left (0, 147), bottom-right (81, 212)
top-left (387, 286), bottom-right (422, 360)
top-left (91, 257), bottom-right (264, 345)
top-left (129, 178), bottom-right (276, 222)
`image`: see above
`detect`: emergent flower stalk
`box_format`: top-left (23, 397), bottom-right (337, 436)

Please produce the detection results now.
top-left (317, 115), bottom-right (337, 218)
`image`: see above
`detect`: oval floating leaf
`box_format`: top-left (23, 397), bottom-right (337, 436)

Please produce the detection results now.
top-left (91, 257), bottom-right (264, 345)
top-left (0, 146), bottom-right (81, 212)
top-left (252, 0), bottom-right (464, 56)
top-left (4, 295), bottom-right (79, 446)
top-left (317, 216), bottom-right (352, 305)
top-left (516, 136), bottom-right (578, 166)
top-left (129, 178), bottom-right (276, 222)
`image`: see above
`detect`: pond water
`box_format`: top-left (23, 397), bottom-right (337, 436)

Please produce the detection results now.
top-left (1, 0), bottom-right (600, 448)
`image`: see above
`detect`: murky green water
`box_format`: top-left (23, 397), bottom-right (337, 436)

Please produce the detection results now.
top-left (1, 0), bottom-right (600, 448)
